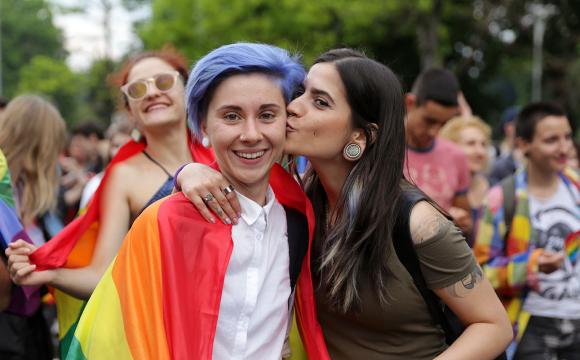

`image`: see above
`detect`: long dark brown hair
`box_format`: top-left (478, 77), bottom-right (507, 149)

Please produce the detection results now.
top-left (304, 49), bottom-right (406, 312)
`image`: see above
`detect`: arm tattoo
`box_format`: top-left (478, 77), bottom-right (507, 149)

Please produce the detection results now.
top-left (410, 211), bottom-right (448, 244)
top-left (445, 266), bottom-right (484, 298)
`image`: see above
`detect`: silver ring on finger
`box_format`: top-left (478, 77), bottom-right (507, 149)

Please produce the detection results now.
top-left (222, 185), bottom-right (235, 196)
top-left (202, 193), bottom-right (214, 203)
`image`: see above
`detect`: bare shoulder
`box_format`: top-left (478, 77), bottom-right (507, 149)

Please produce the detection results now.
top-left (108, 155), bottom-right (146, 182)
top-left (409, 201), bottom-right (451, 245)
top-left (100, 159), bottom-right (142, 197)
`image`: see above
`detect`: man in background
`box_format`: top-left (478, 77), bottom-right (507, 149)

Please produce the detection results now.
top-left (404, 68), bottom-right (472, 233)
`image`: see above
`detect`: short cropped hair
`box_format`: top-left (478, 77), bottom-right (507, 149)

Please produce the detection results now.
top-left (516, 101), bottom-right (566, 142)
top-left (186, 43), bottom-right (305, 139)
top-left (411, 68), bottom-right (460, 107)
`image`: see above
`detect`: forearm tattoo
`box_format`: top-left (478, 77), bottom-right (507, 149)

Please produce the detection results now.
top-left (445, 266), bottom-right (484, 298)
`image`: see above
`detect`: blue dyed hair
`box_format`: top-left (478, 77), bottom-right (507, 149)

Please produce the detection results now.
top-left (186, 43), bottom-right (305, 139)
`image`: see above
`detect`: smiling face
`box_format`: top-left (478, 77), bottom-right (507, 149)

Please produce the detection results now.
top-left (125, 57), bottom-right (186, 130)
top-left (520, 115), bottom-right (572, 175)
top-left (458, 126), bottom-right (489, 173)
top-left (285, 63), bottom-right (353, 160)
top-left (202, 73), bottom-right (287, 200)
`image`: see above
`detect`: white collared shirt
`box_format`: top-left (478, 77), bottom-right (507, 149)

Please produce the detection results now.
top-left (212, 186), bottom-right (290, 360)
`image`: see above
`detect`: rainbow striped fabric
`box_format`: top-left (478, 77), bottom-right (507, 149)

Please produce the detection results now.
top-left (565, 230), bottom-right (579, 262)
top-left (64, 164), bottom-right (329, 359)
top-left (0, 149), bottom-right (42, 316)
top-left (29, 138), bottom-right (214, 358)
top-left (474, 166), bottom-right (579, 342)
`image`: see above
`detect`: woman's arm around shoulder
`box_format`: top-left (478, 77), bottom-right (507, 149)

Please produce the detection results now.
top-left (176, 162), bottom-right (241, 225)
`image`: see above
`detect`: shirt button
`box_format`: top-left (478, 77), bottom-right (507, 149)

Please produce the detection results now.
top-left (256, 234), bottom-right (262, 240)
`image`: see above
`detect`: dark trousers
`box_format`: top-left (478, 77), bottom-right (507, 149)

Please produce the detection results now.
top-left (515, 316), bottom-right (580, 360)
top-left (0, 309), bottom-right (53, 360)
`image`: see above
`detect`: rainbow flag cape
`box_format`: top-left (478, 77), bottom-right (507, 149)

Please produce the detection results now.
top-left (29, 138), bottom-right (214, 357)
top-left (0, 149), bottom-right (42, 316)
top-left (65, 164), bottom-right (330, 359)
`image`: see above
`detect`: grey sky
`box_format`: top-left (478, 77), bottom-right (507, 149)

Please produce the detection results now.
top-left (52, 0), bottom-right (149, 71)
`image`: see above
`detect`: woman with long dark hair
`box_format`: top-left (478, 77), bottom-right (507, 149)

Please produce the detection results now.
top-left (175, 48), bottom-right (512, 359)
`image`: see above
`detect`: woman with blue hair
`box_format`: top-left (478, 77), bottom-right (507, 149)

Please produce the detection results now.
top-left (61, 42), bottom-right (325, 360)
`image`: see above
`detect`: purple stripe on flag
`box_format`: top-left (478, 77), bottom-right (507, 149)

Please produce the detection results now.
top-left (0, 199), bottom-right (41, 316)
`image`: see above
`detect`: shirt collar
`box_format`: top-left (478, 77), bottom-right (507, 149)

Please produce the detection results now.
top-left (237, 186), bottom-right (276, 226)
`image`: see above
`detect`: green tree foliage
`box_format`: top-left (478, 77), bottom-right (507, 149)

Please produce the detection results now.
top-left (83, 58), bottom-right (119, 123)
top-left (137, 0), bottom-right (580, 134)
top-left (0, 0), bottom-right (67, 98)
top-left (138, 0), bottom-right (407, 64)
top-left (16, 55), bottom-right (80, 124)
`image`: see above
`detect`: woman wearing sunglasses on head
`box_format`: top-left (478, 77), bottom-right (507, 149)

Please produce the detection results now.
top-left (175, 49), bottom-right (512, 359)
top-left (6, 47), bottom-right (214, 356)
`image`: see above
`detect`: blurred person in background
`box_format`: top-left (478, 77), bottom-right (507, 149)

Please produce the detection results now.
top-left (474, 102), bottom-right (579, 359)
top-left (489, 106), bottom-right (524, 186)
top-left (404, 68), bottom-right (472, 234)
top-left (67, 120), bottom-right (106, 174)
top-left (0, 95), bottom-right (67, 360)
top-left (440, 116), bottom-right (492, 243)
top-left (57, 120), bottom-right (106, 224)
top-left (79, 113), bottom-right (133, 210)
top-left (6, 47), bottom-right (214, 358)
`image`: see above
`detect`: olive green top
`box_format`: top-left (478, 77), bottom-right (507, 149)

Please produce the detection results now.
top-left (314, 220), bottom-right (477, 360)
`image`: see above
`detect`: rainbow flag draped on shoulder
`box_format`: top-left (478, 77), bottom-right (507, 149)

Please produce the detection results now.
top-left (29, 138), bottom-right (214, 357)
top-left (0, 149), bottom-right (42, 316)
top-left (65, 164), bottom-right (330, 360)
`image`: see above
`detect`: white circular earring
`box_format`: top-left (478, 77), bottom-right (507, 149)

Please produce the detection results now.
top-left (343, 143), bottom-right (362, 161)
top-left (201, 136), bottom-right (210, 148)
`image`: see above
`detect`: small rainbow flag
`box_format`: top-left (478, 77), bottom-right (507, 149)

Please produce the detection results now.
top-left (565, 230), bottom-right (579, 263)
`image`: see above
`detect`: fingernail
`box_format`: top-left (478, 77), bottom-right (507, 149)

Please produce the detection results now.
top-left (209, 217), bottom-right (216, 224)
top-left (237, 212), bottom-right (242, 217)
top-left (232, 218), bottom-right (238, 225)
top-left (225, 218), bottom-right (232, 225)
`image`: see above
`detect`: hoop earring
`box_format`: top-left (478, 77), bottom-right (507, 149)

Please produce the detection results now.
top-left (201, 136), bottom-right (210, 148)
top-left (343, 143), bottom-right (362, 161)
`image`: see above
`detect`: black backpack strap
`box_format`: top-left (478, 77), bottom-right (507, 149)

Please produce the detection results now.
top-left (393, 191), bottom-right (509, 359)
top-left (393, 190), bottom-right (456, 344)
top-left (284, 206), bottom-right (309, 291)
top-left (500, 175), bottom-right (516, 238)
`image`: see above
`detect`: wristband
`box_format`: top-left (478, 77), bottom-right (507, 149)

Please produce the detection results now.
top-left (172, 163), bottom-right (190, 192)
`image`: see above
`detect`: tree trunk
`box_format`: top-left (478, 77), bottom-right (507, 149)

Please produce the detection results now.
top-left (416, 0), bottom-right (443, 70)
